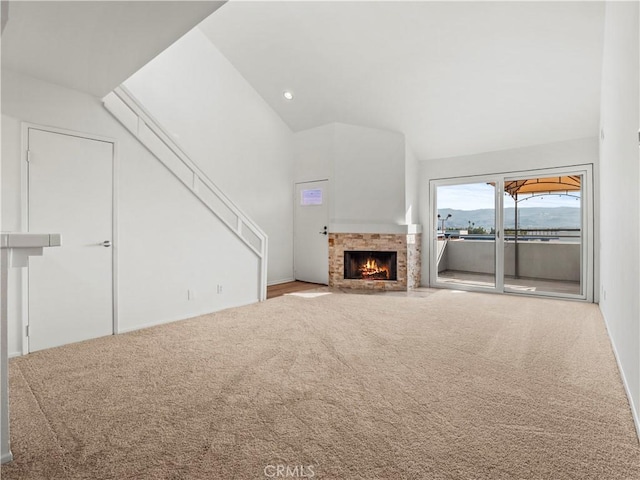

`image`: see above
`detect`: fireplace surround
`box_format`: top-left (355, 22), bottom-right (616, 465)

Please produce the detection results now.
top-left (329, 231), bottom-right (421, 291)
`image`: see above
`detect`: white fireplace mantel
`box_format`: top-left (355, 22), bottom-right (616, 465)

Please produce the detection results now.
top-left (329, 223), bottom-right (421, 235)
top-left (1, 232), bottom-right (61, 464)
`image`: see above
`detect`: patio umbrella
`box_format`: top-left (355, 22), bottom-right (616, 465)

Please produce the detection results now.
top-left (502, 176), bottom-right (581, 278)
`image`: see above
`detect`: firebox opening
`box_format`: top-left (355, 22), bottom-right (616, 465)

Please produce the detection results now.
top-left (344, 251), bottom-right (397, 281)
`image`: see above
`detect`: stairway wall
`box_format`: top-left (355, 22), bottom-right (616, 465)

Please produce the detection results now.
top-left (123, 28), bottom-right (295, 285)
top-left (1, 69), bottom-right (264, 356)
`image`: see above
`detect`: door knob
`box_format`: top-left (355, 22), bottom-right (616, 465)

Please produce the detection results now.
top-left (102, 240), bottom-right (112, 247)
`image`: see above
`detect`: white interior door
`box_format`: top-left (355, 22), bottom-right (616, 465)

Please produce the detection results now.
top-left (27, 128), bottom-right (114, 352)
top-left (294, 180), bottom-right (329, 284)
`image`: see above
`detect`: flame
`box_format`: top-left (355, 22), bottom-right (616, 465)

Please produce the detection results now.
top-left (359, 257), bottom-right (389, 279)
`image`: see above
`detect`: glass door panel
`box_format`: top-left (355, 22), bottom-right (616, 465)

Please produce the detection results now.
top-left (435, 182), bottom-right (496, 289)
top-left (502, 174), bottom-right (583, 297)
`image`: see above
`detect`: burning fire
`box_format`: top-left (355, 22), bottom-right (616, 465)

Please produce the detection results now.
top-left (359, 258), bottom-right (389, 280)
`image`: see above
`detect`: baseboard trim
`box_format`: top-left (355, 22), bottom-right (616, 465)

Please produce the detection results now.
top-left (601, 307), bottom-right (640, 441)
top-left (9, 351), bottom-right (21, 359)
top-left (1, 451), bottom-right (14, 464)
top-left (117, 302), bottom-right (256, 335)
top-left (267, 277), bottom-right (295, 286)
top-left (117, 313), bottom-right (215, 334)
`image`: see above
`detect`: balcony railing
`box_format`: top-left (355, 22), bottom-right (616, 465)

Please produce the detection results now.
top-left (437, 230), bottom-right (581, 283)
top-left (440, 228), bottom-right (580, 242)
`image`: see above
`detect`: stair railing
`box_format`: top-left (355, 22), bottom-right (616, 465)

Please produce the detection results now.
top-left (103, 86), bottom-right (268, 301)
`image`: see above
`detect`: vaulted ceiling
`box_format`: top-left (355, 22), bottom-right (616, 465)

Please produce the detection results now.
top-left (1, 1), bottom-right (224, 97)
top-left (200, 1), bottom-right (605, 160)
top-left (1, 1), bottom-right (605, 162)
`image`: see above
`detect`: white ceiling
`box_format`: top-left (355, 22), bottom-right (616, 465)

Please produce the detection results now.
top-left (200, 1), bottom-right (605, 160)
top-left (2, 1), bottom-right (224, 97)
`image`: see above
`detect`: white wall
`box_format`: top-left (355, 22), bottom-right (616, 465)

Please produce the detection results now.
top-left (293, 123), bottom-right (335, 185)
top-left (405, 143), bottom-right (419, 224)
top-left (332, 123), bottom-right (406, 225)
top-left (598, 1), bottom-right (640, 432)
top-left (418, 137), bottom-right (599, 286)
top-left (123, 28), bottom-right (295, 285)
top-left (1, 70), bottom-right (262, 356)
top-left (293, 122), bottom-right (407, 226)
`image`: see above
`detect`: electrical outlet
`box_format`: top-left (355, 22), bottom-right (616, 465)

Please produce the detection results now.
top-left (217, 284), bottom-right (223, 294)
top-left (188, 289), bottom-right (195, 300)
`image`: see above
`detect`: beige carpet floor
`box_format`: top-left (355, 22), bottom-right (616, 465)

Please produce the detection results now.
top-left (2, 290), bottom-right (640, 479)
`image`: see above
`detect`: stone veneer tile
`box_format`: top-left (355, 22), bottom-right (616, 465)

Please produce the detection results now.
top-left (328, 232), bottom-right (421, 291)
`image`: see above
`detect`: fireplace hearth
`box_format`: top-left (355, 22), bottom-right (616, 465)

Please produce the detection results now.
top-left (344, 251), bottom-right (397, 281)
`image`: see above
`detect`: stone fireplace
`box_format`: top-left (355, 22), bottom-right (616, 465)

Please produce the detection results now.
top-left (329, 230), bottom-right (421, 291)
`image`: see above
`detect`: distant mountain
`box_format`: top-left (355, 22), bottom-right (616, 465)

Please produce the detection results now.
top-left (438, 207), bottom-right (580, 229)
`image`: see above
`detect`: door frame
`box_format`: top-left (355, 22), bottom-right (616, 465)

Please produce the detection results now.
top-left (20, 123), bottom-right (119, 354)
top-left (429, 165), bottom-right (594, 302)
top-left (293, 179), bottom-right (330, 284)
top-left (429, 173), bottom-right (505, 294)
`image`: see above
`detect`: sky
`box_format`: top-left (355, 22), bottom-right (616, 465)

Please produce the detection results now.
top-left (437, 183), bottom-right (581, 210)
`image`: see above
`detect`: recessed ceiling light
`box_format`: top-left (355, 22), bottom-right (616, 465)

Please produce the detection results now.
top-left (283, 91), bottom-right (294, 101)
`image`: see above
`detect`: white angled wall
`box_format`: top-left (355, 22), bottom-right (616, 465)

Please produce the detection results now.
top-left (598, 1), bottom-right (640, 431)
top-left (293, 123), bottom-right (335, 185)
top-left (405, 144), bottom-right (419, 225)
top-left (293, 122), bottom-right (408, 226)
top-left (123, 29), bottom-right (295, 285)
top-left (0, 68), bottom-right (276, 355)
top-left (332, 123), bottom-right (406, 225)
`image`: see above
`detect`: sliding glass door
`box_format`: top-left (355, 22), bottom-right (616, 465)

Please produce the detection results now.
top-left (502, 174), bottom-right (584, 297)
top-left (434, 181), bottom-right (498, 290)
top-left (431, 166), bottom-right (592, 301)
